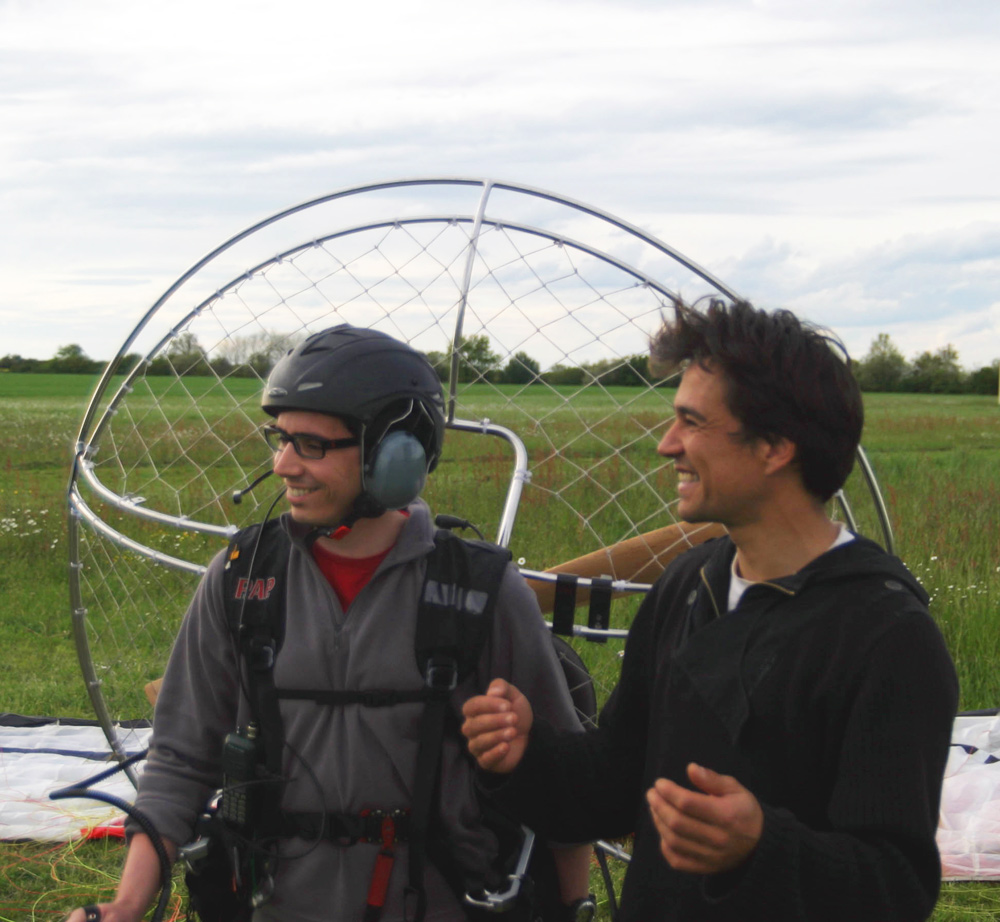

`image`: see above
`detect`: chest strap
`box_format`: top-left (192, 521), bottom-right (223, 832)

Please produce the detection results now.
top-left (274, 688), bottom-right (432, 707)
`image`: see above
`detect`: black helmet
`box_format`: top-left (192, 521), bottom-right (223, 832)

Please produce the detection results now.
top-left (263, 325), bottom-right (446, 513)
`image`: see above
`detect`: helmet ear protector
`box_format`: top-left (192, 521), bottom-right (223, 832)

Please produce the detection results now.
top-left (359, 398), bottom-right (436, 511)
top-left (366, 430), bottom-right (428, 509)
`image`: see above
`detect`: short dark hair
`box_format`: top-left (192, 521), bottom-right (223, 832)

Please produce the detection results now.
top-left (650, 297), bottom-right (863, 502)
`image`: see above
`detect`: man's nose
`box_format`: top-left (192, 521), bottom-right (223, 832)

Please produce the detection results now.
top-left (657, 422), bottom-right (681, 458)
top-left (272, 441), bottom-right (301, 474)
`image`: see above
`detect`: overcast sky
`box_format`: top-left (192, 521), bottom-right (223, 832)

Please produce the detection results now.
top-left (2, 0), bottom-right (998, 369)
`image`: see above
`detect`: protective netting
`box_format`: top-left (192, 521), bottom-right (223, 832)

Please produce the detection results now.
top-left (66, 179), bottom-right (886, 755)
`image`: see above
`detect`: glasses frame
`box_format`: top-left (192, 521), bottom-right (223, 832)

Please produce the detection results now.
top-left (262, 424), bottom-right (360, 460)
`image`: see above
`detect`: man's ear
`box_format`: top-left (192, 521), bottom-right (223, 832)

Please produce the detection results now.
top-left (757, 436), bottom-right (797, 476)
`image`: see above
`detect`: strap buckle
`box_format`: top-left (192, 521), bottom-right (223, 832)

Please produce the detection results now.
top-left (424, 655), bottom-right (458, 691)
top-left (360, 808), bottom-right (410, 844)
top-left (246, 636), bottom-right (276, 671)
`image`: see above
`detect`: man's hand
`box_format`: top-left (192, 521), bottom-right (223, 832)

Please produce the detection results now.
top-left (461, 678), bottom-right (534, 773)
top-left (61, 833), bottom-right (176, 922)
top-left (646, 762), bottom-right (763, 875)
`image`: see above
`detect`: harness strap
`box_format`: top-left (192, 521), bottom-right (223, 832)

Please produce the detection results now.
top-left (406, 684), bottom-right (453, 922)
top-left (244, 633), bottom-right (285, 844)
top-left (280, 809), bottom-right (410, 844)
top-left (275, 688), bottom-right (432, 707)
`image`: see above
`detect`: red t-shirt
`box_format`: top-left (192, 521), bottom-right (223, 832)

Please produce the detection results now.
top-left (311, 541), bottom-right (392, 610)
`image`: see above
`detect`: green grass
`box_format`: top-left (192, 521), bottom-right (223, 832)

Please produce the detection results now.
top-left (1, 376), bottom-right (999, 919)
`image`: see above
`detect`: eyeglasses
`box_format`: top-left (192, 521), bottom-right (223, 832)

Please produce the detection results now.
top-left (262, 424), bottom-right (360, 460)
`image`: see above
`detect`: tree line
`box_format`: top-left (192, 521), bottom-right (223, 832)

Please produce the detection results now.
top-left (854, 334), bottom-right (999, 395)
top-left (0, 332), bottom-right (657, 388)
top-left (0, 331), bottom-right (290, 380)
top-left (3, 331), bottom-right (998, 394)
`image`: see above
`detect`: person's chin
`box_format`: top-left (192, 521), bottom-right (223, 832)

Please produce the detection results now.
top-left (290, 501), bottom-right (350, 529)
top-left (677, 500), bottom-right (710, 524)
top-left (287, 504), bottom-right (323, 526)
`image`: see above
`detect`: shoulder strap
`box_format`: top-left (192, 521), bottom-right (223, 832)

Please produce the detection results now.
top-left (223, 518), bottom-right (290, 652)
top-left (408, 529), bottom-right (511, 921)
top-left (222, 518), bottom-right (291, 786)
top-left (414, 529), bottom-right (512, 687)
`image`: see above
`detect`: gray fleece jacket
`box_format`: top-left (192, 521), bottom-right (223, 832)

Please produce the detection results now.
top-left (136, 500), bottom-right (582, 921)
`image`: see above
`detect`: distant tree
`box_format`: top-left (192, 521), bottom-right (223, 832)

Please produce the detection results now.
top-left (906, 344), bottom-right (964, 393)
top-left (601, 354), bottom-right (651, 387)
top-left (966, 361), bottom-right (1000, 395)
top-left (0, 353), bottom-right (43, 372)
top-left (167, 332), bottom-right (203, 358)
top-left (455, 335), bottom-right (501, 383)
top-left (423, 349), bottom-right (451, 384)
top-left (210, 355), bottom-right (235, 377)
top-left (215, 330), bottom-right (293, 377)
top-left (855, 334), bottom-right (909, 392)
top-left (117, 353), bottom-right (142, 375)
top-left (420, 340), bottom-right (503, 384)
top-left (500, 351), bottom-right (541, 385)
top-left (540, 364), bottom-right (585, 386)
top-left (149, 331), bottom-right (211, 375)
top-left (49, 344), bottom-right (102, 374)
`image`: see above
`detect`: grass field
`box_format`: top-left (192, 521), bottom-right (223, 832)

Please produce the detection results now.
top-left (1, 373), bottom-right (999, 919)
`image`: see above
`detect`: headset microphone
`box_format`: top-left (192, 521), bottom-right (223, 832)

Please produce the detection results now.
top-left (232, 470), bottom-right (275, 505)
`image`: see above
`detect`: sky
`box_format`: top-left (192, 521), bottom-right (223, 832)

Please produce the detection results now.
top-left (2, 0), bottom-right (998, 370)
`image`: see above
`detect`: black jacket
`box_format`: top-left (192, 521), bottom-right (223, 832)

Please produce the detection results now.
top-left (485, 535), bottom-right (958, 921)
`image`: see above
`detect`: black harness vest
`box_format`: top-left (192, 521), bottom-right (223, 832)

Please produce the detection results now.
top-left (220, 518), bottom-right (512, 921)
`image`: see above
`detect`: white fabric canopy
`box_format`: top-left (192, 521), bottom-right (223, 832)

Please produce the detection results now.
top-left (938, 712), bottom-right (1000, 880)
top-left (0, 719), bottom-right (149, 842)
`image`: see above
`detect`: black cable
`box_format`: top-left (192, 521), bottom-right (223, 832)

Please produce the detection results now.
top-left (232, 487), bottom-right (287, 709)
top-left (595, 846), bottom-right (618, 919)
top-left (50, 750), bottom-right (173, 922)
top-left (433, 514), bottom-right (485, 540)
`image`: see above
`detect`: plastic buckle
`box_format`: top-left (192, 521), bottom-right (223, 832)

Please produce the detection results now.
top-left (390, 809), bottom-right (410, 842)
top-left (424, 655), bottom-right (458, 691)
top-left (360, 808), bottom-right (385, 843)
top-left (359, 808), bottom-right (410, 844)
top-left (249, 639), bottom-right (275, 671)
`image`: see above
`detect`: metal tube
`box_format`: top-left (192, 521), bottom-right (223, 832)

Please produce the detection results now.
top-left (67, 506), bottom-right (142, 787)
top-left (446, 417), bottom-right (527, 548)
top-left (854, 445), bottom-right (895, 554)
top-left (448, 182), bottom-right (494, 423)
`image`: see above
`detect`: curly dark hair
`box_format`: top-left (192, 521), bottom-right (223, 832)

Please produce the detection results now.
top-left (650, 297), bottom-right (863, 502)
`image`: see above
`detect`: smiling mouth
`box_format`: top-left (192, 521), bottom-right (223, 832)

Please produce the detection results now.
top-left (676, 471), bottom-right (699, 483)
top-left (287, 486), bottom-right (317, 498)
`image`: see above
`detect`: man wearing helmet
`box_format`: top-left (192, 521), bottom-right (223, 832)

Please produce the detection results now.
top-left (63, 326), bottom-right (590, 922)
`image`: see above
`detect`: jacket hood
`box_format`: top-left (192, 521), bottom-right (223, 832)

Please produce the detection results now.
top-left (778, 534), bottom-right (927, 606)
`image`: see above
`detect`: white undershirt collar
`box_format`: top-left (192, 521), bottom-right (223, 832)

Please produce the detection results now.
top-left (728, 524), bottom-right (854, 612)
